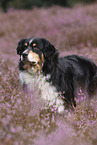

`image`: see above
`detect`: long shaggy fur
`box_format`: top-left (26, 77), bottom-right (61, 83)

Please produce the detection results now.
top-left (17, 37), bottom-right (97, 112)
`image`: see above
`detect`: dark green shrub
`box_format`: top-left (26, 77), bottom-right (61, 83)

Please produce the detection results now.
top-left (0, 0), bottom-right (96, 12)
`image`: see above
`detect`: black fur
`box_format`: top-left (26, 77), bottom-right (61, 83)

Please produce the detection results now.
top-left (17, 37), bottom-right (97, 109)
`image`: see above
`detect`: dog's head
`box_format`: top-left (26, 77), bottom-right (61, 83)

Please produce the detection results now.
top-left (17, 37), bottom-right (59, 73)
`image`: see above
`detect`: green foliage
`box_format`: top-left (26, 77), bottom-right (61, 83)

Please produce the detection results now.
top-left (67, 0), bottom-right (96, 7)
top-left (8, 0), bottom-right (68, 8)
top-left (0, 0), bottom-right (96, 12)
top-left (8, 0), bottom-right (43, 9)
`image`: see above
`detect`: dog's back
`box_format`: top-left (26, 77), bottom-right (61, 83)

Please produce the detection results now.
top-left (58, 55), bottom-right (97, 98)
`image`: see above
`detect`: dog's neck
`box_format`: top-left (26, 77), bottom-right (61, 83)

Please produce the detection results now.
top-left (42, 59), bottom-right (58, 76)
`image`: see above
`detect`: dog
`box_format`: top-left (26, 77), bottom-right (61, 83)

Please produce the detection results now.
top-left (16, 37), bottom-right (97, 113)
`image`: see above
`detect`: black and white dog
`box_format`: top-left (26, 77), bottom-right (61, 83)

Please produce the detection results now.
top-left (17, 37), bottom-right (97, 113)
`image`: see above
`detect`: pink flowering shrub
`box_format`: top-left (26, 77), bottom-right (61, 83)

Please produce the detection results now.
top-left (0, 4), bottom-right (97, 145)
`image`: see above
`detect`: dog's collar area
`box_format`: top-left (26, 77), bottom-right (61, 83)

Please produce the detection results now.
top-left (28, 68), bottom-right (43, 76)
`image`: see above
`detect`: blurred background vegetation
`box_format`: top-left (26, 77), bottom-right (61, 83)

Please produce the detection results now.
top-left (0, 0), bottom-right (97, 12)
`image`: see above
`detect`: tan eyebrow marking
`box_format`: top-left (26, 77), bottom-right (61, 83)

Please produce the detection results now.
top-left (25, 43), bottom-right (27, 46)
top-left (33, 43), bottom-right (37, 47)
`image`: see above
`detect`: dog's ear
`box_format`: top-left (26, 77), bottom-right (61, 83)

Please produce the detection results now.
top-left (42, 39), bottom-right (59, 61)
top-left (17, 39), bottom-right (26, 55)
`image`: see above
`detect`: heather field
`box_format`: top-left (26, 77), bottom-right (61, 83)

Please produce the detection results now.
top-left (0, 4), bottom-right (97, 145)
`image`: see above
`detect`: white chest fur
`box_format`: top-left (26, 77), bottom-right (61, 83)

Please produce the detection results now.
top-left (19, 71), bottom-right (64, 113)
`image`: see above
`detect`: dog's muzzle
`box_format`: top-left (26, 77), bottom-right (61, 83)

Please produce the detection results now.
top-left (22, 47), bottom-right (44, 73)
top-left (22, 47), bottom-right (40, 64)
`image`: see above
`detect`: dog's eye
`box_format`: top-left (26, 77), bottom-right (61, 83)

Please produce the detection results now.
top-left (24, 46), bottom-right (27, 49)
top-left (24, 46), bottom-right (27, 50)
top-left (33, 47), bottom-right (38, 51)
